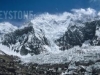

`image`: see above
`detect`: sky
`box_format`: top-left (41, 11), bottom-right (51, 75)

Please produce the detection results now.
top-left (0, 0), bottom-right (100, 26)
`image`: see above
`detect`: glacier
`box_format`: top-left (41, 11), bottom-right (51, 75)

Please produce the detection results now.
top-left (0, 8), bottom-right (100, 65)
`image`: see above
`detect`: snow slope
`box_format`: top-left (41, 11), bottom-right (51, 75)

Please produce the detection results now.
top-left (29, 8), bottom-right (100, 52)
top-left (0, 8), bottom-right (100, 64)
top-left (0, 22), bottom-right (18, 34)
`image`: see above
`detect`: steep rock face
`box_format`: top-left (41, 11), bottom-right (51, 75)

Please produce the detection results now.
top-left (1, 20), bottom-right (100, 55)
top-left (0, 25), bottom-right (49, 55)
top-left (56, 20), bottom-right (100, 50)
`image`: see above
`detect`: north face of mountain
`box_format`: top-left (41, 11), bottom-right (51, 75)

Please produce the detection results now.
top-left (0, 25), bottom-right (49, 55)
top-left (56, 20), bottom-right (100, 50)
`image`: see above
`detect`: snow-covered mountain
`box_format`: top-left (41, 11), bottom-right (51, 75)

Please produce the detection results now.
top-left (56, 20), bottom-right (100, 50)
top-left (0, 22), bottom-right (18, 35)
top-left (0, 8), bottom-right (100, 66)
top-left (0, 23), bottom-right (49, 56)
top-left (0, 20), bottom-right (100, 56)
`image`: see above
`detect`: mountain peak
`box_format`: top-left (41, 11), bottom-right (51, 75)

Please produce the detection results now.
top-left (0, 22), bottom-right (18, 34)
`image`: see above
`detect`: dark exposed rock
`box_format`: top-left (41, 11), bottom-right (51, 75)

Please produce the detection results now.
top-left (75, 60), bottom-right (95, 66)
top-left (56, 20), bottom-right (100, 50)
top-left (1, 25), bottom-right (49, 55)
top-left (20, 45), bottom-right (28, 55)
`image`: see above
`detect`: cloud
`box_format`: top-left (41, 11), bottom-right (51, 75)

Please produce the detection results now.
top-left (90, 0), bottom-right (99, 2)
top-left (90, 0), bottom-right (100, 4)
top-left (72, 8), bottom-right (96, 16)
top-left (89, 0), bottom-right (100, 11)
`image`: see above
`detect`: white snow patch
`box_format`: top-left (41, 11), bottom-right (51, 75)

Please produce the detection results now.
top-left (0, 22), bottom-right (18, 34)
